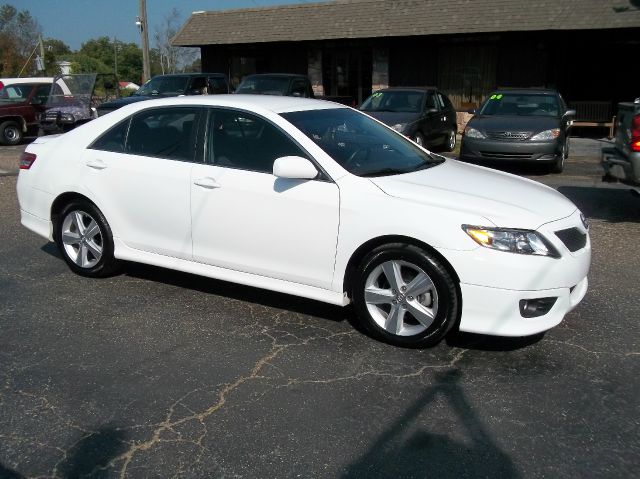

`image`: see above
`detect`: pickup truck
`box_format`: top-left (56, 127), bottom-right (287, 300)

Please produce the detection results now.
top-left (602, 99), bottom-right (640, 193)
top-left (0, 80), bottom-right (52, 145)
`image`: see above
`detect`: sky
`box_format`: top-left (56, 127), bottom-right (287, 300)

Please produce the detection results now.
top-left (13, 0), bottom-right (316, 50)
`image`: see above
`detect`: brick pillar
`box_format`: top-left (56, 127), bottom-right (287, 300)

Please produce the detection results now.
top-left (308, 49), bottom-right (324, 96)
top-left (372, 47), bottom-right (389, 92)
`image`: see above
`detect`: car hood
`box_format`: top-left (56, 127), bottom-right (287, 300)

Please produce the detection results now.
top-left (469, 115), bottom-right (560, 134)
top-left (97, 95), bottom-right (152, 109)
top-left (362, 111), bottom-right (420, 127)
top-left (369, 159), bottom-right (576, 229)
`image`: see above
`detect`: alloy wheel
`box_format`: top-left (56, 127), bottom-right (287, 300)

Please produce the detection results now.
top-left (364, 260), bottom-right (439, 336)
top-left (61, 210), bottom-right (103, 268)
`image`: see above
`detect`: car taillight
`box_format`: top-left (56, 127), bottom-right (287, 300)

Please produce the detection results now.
top-left (0, 80), bottom-right (4, 90)
top-left (631, 114), bottom-right (640, 152)
top-left (19, 152), bottom-right (37, 169)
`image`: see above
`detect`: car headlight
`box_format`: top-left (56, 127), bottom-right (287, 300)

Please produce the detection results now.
top-left (59, 113), bottom-right (75, 123)
top-left (391, 123), bottom-right (407, 133)
top-left (530, 129), bottom-right (560, 141)
top-left (462, 225), bottom-right (559, 257)
top-left (464, 126), bottom-right (485, 139)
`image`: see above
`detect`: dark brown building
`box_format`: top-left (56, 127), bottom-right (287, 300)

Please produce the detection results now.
top-left (173, 0), bottom-right (640, 120)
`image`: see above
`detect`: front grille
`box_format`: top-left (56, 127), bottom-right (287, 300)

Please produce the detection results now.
top-left (555, 227), bottom-right (587, 252)
top-left (480, 151), bottom-right (534, 160)
top-left (486, 131), bottom-right (531, 141)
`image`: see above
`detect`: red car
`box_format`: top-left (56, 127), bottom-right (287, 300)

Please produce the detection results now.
top-left (0, 80), bottom-right (52, 145)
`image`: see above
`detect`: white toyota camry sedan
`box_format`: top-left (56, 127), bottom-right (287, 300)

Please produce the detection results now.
top-left (17, 95), bottom-right (591, 347)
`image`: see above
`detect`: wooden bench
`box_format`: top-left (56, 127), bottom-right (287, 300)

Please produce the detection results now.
top-left (569, 101), bottom-right (615, 138)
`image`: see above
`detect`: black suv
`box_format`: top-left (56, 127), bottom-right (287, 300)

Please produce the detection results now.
top-left (96, 73), bottom-right (230, 116)
top-left (359, 87), bottom-right (458, 151)
top-left (460, 88), bottom-right (575, 173)
top-left (234, 74), bottom-right (314, 98)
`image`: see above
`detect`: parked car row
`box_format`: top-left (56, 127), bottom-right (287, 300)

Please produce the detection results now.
top-left (1, 72), bottom-right (577, 176)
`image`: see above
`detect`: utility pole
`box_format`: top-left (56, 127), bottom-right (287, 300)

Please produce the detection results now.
top-left (114, 37), bottom-right (118, 78)
top-left (138, 0), bottom-right (151, 83)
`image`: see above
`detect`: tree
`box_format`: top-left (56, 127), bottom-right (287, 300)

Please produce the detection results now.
top-left (153, 8), bottom-right (198, 74)
top-left (0, 3), bottom-right (43, 76)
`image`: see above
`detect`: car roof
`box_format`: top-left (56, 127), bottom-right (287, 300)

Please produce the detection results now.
top-left (376, 87), bottom-right (437, 93)
top-left (243, 73), bottom-right (308, 79)
top-left (151, 73), bottom-right (226, 78)
top-left (113, 94), bottom-right (345, 115)
top-left (492, 88), bottom-right (558, 95)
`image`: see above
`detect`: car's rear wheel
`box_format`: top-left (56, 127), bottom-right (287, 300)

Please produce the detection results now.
top-left (444, 129), bottom-right (457, 152)
top-left (55, 200), bottom-right (120, 277)
top-left (0, 121), bottom-right (23, 146)
top-left (352, 244), bottom-right (459, 348)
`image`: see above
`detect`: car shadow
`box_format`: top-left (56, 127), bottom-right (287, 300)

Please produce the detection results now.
top-left (446, 331), bottom-right (545, 351)
top-left (123, 262), bottom-right (350, 324)
top-left (557, 186), bottom-right (640, 223)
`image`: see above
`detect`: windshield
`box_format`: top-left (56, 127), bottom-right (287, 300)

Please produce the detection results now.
top-left (46, 74), bottom-right (96, 109)
top-left (136, 76), bottom-right (190, 96)
top-left (360, 90), bottom-right (425, 113)
top-left (282, 108), bottom-right (443, 177)
top-left (236, 76), bottom-right (290, 95)
top-left (478, 93), bottom-right (560, 117)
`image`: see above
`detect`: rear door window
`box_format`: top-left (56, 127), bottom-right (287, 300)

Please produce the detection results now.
top-left (125, 107), bottom-right (201, 161)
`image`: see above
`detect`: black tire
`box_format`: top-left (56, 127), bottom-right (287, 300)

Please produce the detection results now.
top-left (413, 132), bottom-right (425, 148)
top-left (444, 129), bottom-right (457, 152)
top-left (551, 141), bottom-right (567, 174)
top-left (55, 200), bottom-right (120, 277)
top-left (352, 243), bottom-right (459, 348)
top-left (0, 120), bottom-right (23, 146)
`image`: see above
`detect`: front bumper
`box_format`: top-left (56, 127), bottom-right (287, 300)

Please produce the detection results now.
top-left (438, 209), bottom-right (591, 337)
top-left (460, 136), bottom-right (560, 162)
top-left (601, 146), bottom-right (640, 185)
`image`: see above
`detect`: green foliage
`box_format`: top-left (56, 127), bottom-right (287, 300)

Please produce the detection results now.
top-left (0, 2), bottom-right (42, 76)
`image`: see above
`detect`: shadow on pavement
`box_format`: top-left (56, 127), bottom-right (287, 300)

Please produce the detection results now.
top-left (557, 186), bottom-right (640, 223)
top-left (123, 262), bottom-right (350, 323)
top-left (0, 426), bottom-right (126, 479)
top-left (341, 370), bottom-right (520, 478)
top-left (446, 331), bottom-right (545, 351)
top-left (57, 427), bottom-right (127, 478)
top-left (0, 462), bottom-right (24, 479)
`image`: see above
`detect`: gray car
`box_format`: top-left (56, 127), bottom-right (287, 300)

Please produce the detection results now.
top-left (460, 89), bottom-right (575, 173)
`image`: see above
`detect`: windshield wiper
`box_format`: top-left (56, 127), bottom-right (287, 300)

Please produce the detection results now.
top-left (360, 167), bottom-right (411, 177)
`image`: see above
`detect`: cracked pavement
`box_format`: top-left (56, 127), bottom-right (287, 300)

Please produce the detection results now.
top-left (0, 139), bottom-right (638, 478)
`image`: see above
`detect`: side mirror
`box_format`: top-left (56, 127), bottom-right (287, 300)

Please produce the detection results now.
top-left (273, 156), bottom-right (318, 180)
top-left (564, 109), bottom-right (577, 117)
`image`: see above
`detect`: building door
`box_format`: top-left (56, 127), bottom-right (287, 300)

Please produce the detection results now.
top-left (322, 48), bottom-right (372, 106)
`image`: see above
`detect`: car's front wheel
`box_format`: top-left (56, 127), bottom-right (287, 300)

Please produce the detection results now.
top-left (352, 244), bottom-right (459, 348)
top-left (0, 120), bottom-right (23, 146)
top-left (551, 141), bottom-right (567, 173)
top-left (55, 200), bottom-right (120, 277)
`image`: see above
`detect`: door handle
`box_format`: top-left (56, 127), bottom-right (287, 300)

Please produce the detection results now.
top-left (193, 177), bottom-right (221, 189)
top-left (86, 159), bottom-right (107, 170)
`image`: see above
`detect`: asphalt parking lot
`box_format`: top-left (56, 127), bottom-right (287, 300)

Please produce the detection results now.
top-left (1, 138), bottom-right (638, 478)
